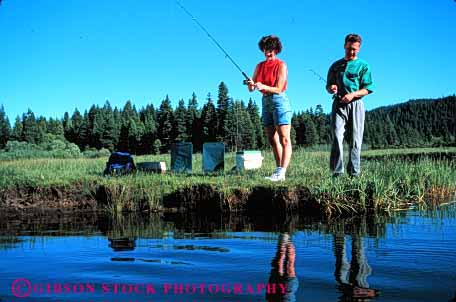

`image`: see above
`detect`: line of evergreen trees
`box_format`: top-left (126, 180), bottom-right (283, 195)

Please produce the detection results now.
top-left (0, 83), bottom-right (266, 154)
top-left (0, 82), bottom-right (454, 154)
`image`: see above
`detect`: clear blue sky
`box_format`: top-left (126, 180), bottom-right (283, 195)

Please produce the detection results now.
top-left (1, 0), bottom-right (455, 121)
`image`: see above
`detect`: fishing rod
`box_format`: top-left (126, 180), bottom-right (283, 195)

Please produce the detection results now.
top-left (175, 0), bottom-right (251, 85)
top-left (308, 68), bottom-right (342, 100)
top-left (308, 69), bottom-right (326, 83)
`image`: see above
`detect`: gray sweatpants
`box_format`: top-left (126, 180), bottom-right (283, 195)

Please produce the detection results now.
top-left (330, 100), bottom-right (365, 176)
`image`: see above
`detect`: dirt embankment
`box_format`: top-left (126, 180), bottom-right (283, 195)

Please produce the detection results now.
top-left (0, 185), bottom-right (98, 212)
top-left (162, 184), bottom-right (325, 215)
top-left (0, 183), bottom-right (383, 217)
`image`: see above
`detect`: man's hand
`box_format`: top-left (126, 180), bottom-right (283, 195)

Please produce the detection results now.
top-left (340, 92), bottom-right (356, 103)
top-left (328, 84), bottom-right (338, 94)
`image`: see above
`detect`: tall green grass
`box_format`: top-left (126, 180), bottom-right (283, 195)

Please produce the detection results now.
top-left (0, 147), bottom-right (455, 215)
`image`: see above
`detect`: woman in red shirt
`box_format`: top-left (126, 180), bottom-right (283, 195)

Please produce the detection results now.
top-left (247, 35), bottom-right (292, 181)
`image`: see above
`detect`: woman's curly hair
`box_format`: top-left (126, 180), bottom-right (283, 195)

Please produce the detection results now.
top-left (258, 35), bottom-right (282, 54)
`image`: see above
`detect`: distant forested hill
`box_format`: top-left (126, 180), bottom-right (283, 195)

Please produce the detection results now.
top-left (363, 95), bottom-right (455, 148)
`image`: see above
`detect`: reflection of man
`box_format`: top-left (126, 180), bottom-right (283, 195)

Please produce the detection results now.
top-left (266, 233), bottom-right (299, 302)
top-left (334, 233), bottom-right (379, 301)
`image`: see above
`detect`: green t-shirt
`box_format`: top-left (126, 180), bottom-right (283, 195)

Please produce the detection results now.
top-left (327, 58), bottom-right (374, 96)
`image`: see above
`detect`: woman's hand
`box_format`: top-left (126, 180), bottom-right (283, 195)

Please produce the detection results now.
top-left (254, 82), bottom-right (266, 91)
top-left (247, 79), bottom-right (256, 92)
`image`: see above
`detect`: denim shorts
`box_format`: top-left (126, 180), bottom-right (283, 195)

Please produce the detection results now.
top-left (261, 93), bottom-right (292, 127)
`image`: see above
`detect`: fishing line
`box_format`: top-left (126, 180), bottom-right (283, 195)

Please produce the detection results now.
top-left (308, 69), bottom-right (326, 83)
top-left (175, 0), bottom-right (250, 84)
top-left (309, 68), bottom-right (326, 83)
top-left (308, 68), bottom-right (342, 99)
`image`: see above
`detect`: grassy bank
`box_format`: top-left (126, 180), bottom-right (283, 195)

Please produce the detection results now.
top-left (0, 147), bottom-right (455, 216)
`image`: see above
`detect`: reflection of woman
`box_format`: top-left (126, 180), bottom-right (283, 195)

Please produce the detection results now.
top-left (266, 233), bottom-right (299, 302)
top-left (247, 35), bottom-right (292, 182)
top-left (334, 233), bottom-right (379, 301)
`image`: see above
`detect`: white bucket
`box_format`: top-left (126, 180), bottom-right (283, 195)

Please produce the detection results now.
top-left (236, 150), bottom-right (263, 170)
top-left (137, 162), bottom-right (166, 173)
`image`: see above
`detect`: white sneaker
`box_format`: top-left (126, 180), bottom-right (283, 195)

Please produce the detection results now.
top-left (265, 169), bottom-right (285, 181)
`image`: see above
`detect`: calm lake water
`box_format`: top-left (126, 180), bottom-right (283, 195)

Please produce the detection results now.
top-left (0, 205), bottom-right (455, 302)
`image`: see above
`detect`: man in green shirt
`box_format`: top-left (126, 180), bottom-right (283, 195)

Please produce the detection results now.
top-left (326, 33), bottom-right (374, 177)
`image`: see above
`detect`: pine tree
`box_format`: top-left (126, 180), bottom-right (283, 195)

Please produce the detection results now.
top-left (153, 138), bottom-right (162, 155)
top-left (290, 125), bottom-right (297, 146)
top-left (62, 112), bottom-right (72, 140)
top-left (118, 125), bottom-right (129, 152)
top-left (0, 105), bottom-right (11, 148)
top-left (157, 95), bottom-right (174, 152)
top-left (96, 101), bottom-right (117, 151)
top-left (187, 92), bottom-right (202, 151)
top-left (314, 104), bottom-right (329, 144)
top-left (174, 99), bottom-right (188, 142)
top-left (291, 113), bottom-right (300, 146)
top-left (117, 100), bottom-right (144, 153)
top-left (112, 107), bottom-right (121, 149)
top-left (68, 109), bottom-right (84, 148)
top-left (37, 116), bottom-right (47, 141)
top-left (140, 104), bottom-right (157, 154)
top-left (302, 115), bottom-right (318, 147)
top-left (22, 109), bottom-right (43, 144)
top-left (224, 100), bottom-right (255, 151)
top-left (128, 118), bottom-right (145, 154)
top-left (216, 82), bottom-right (229, 141)
top-left (91, 108), bottom-right (104, 149)
top-left (201, 93), bottom-right (217, 143)
top-left (224, 98), bottom-right (236, 150)
top-left (79, 111), bottom-right (90, 150)
top-left (405, 126), bottom-right (421, 147)
top-left (117, 101), bottom-right (132, 151)
top-left (87, 105), bottom-right (99, 148)
top-left (384, 115), bottom-right (399, 146)
top-left (46, 118), bottom-right (64, 137)
top-left (10, 116), bottom-right (22, 142)
top-left (247, 98), bottom-right (266, 149)
top-left (238, 100), bottom-right (256, 150)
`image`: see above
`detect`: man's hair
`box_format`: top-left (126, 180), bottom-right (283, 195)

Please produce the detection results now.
top-left (345, 33), bottom-right (362, 44)
top-left (258, 35), bottom-right (282, 54)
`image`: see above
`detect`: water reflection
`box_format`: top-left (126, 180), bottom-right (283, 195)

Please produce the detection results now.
top-left (0, 237), bottom-right (23, 250)
top-left (108, 237), bottom-right (136, 251)
top-left (266, 232), bottom-right (298, 302)
top-left (334, 232), bottom-right (379, 301)
top-left (111, 257), bottom-right (135, 262)
top-left (1, 206), bottom-right (455, 302)
top-left (0, 209), bottom-right (391, 239)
